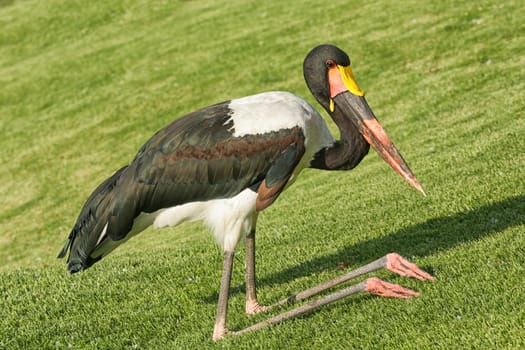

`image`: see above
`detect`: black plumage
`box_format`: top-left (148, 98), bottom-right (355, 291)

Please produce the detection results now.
top-left (59, 45), bottom-right (429, 340)
top-left (59, 100), bottom-right (306, 272)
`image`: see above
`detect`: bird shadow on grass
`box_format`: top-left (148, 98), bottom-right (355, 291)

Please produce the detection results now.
top-left (203, 194), bottom-right (525, 302)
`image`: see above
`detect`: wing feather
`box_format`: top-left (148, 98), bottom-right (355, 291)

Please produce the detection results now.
top-left (105, 102), bottom-right (306, 240)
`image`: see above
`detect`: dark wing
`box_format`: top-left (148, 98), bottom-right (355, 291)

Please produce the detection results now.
top-left (58, 165), bottom-right (128, 271)
top-left (106, 102), bottom-right (306, 240)
top-left (255, 139), bottom-right (305, 211)
top-left (61, 100), bottom-right (306, 272)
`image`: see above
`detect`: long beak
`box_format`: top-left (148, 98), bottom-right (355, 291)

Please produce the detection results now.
top-left (329, 65), bottom-right (425, 195)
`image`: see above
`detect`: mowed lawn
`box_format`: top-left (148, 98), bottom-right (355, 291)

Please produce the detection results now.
top-left (1, 0), bottom-right (524, 349)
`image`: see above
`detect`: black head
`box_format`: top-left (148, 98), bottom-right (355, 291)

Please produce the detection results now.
top-left (303, 44), bottom-right (351, 111)
top-left (302, 44), bottom-right (426, 195)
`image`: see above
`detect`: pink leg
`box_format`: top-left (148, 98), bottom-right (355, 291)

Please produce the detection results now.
top-left (271, 252), bottom-right (433, 308)
top-left (216, 252), bottom-right (433, 340)
top-left (229, 276), bottom-right (421, 337)
top-left (212, 251), bottom-right (234, 341)
top-left (245, 228), bottom-right (268, 315)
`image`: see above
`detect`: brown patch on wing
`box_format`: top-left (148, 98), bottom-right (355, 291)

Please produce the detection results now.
top-left (256, 178), bottom-right (289, 212)
top-left (162, 132), bottom-right (302, 162)
top-left (134, 126), bottom-right (305, 215)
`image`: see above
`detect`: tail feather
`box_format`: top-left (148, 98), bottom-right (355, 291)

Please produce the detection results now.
top-left (58, 166), bottom-right (128, 273)
top-left (57, 238), bottom-right (72, 259)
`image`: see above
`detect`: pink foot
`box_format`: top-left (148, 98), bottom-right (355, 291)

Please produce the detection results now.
top-left (386, 253), bottom-right (435, 281)
top-left (245, 299), bottom-right (269, 315)
top-left (212, 326), bottom-right (228, 341)
top-left (365, 277), bottom-right (420, 299)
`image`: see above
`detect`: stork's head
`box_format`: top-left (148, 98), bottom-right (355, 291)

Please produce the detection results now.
top-left (304, 44), bottom-right (425, 195)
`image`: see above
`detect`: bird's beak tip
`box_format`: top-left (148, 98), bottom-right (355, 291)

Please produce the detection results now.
top-left (401, 170), bottom-right (426, 196)
top-left (328, 66), bottom-right (425, 197)
top-left (414, 182), bottom-right (427, 197)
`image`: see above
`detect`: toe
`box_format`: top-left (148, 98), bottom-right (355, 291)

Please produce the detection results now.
top-left (386, 253), bottom-right (435, 281)
top-left (365, 277), bottom-right (420, 299)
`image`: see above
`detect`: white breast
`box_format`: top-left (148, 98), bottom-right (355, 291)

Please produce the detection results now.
top-left (134, 92), bottom-right (335, 253)
top-left (152, 188), bottom-right (258, 252)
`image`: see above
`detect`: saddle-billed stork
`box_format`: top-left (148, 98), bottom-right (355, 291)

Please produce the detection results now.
top-left (58, 44), bottom-right (433, 340)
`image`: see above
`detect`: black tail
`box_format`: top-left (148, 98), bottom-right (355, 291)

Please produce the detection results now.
top-left (58, 166), bottom-right (128, 273)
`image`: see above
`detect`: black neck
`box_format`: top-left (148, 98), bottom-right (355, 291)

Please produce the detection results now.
top-left (310, 106), bottom-right (370, 170)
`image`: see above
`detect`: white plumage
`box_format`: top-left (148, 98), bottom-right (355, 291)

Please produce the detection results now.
top-left (229, 92), bottom-right (333, 146)
top-left (154, 188), bottom-right (257, 251)
top-left (119, 92), bottom-right (334, 253)
top-left (59, 45), bottom-right (431, 341)
top-left (103, 92), bottom-right (335, 255)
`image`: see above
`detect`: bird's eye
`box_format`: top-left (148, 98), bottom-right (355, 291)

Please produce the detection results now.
top-left (325, 60), bottom-right (335, 68)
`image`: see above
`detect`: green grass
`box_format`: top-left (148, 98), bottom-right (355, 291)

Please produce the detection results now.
top-left (1, 0), bottom-right (524, 348)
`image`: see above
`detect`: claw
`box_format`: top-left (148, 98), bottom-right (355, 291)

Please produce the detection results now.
top-left (386, 253), bottom-right (435, 281)
top-left (365, 277), bottom-right (420, 299)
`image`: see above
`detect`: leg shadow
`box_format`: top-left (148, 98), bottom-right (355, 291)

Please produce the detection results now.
top-left (204, 194), bottom-right (524, 302)
top-left (257, 194), bottom-right (525, 287)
